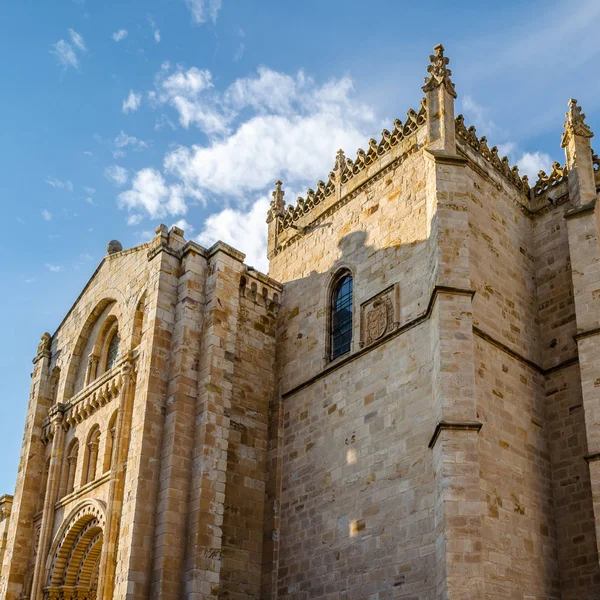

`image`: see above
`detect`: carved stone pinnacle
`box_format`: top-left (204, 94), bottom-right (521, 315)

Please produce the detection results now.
top-left (561, 98), bottom-right (593, 147)
top-left (422, 43), bottom-right (457, 99)
top-left (267, 180), bottom-right (286, 223)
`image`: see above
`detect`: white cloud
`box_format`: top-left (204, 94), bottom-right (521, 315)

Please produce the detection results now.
top-left (147, 15), bottom-right (161, 42)
top-left (112, 29), bottom-right (128, 42)
top-left (155, 66), bottom-right (225, 132)
top-left (114, 130), bottom-right (148, 151)
top-left (45, 264), bottom-right (62, 272)
top-left (50, 40), bottom-right (78, 69)
top-left (41, 209), bottom-right (52, 221)
top-left (51, 30), bottom-right (86, 70)
top-left (83, 186), bottom-right (96, 195)
top-left (45, 177), bottom-right (73, 191)
top-left (234, 28), bottom-right (244, 61)
top-left (104, 165), bottom-right (129, 186)
top-left (461, 95), bottom-right (499, 137)
top-left (197, 197), bottom-right (269, 272)
top-left (184, 0), bottom-right (222, 24)
top-left (83, 150), bottom-right (93, 156)
top-left (120, 65), bottom-right (378, 267)
top-left (69, 29), bottom-right (86, 52)
top-left (172, 218), bottom-right (194, 235)
top-left (85, 197), bottom-right (95, 205)
top-left (516, 151), bottom-right (553, 181)
top-left (118, 168), bottom-right (186, 219)
top-left (122, 90), bottom-right (142, 114)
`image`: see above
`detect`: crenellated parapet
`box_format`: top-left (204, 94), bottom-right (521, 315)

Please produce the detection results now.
top-left (240, 269), bottom-right (282, 314)
top-left (455, 114), bottom-right (530, 194)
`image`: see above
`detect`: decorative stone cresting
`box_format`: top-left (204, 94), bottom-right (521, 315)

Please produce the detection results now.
top-left (532, 162), bottom-right (567, 198)
top-left (275, 100), bottom-right (427, 232)
top-left (455, 114), bottom-right (529, 194)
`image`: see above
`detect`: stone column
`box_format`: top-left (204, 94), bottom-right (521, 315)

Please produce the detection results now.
top-left (87, 438), bottom-right (99, 483)
top-left (85, 353), bottom-right (99, 387)
top-left (97, 361), bottom-right (134, 600)
top-left (30, 404), bottom-right (66, 600)
top-left (0, 334), bottom-right (54, 600)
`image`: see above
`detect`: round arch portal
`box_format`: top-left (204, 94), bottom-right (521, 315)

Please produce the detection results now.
top-left (44, 500), bottom-right (106, 600)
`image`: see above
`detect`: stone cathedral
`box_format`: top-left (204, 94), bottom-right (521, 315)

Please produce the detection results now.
top-left (2, 44), bottom-right (600, 600)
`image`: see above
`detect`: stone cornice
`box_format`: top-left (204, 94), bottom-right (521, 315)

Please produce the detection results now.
top-left (473, 326), bottom-right (578, 376)
top-left (584, 452), bottom-right (600, 464)
top-left (424, 149), bottom-right (468, 166)
top-left (564, 198), bottom-right (597, 220)
top-left (574, 326), bottom-right (600, 342)
top-left (428, 421), bottom-right (483, 449)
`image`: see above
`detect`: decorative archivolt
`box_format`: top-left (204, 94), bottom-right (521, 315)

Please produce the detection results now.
top-left (45, 499), bottom-right (106, 590)
top-left (532, 161), bottom-right (567, 198)
top-left (275, 100), bottom-right (427, 231)
top-left (455, 114), bottom-right (530, 194)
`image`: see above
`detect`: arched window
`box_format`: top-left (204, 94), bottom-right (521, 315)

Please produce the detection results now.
top-left (105, 331), bottom-right (120, 371)
top-left (62, 439), bottom-right (79, 497)
top-left (103, 411), bottom-right (118, 473)
top-left (330, 272), bottom-right (353, 360)
top-left (82, 426), bottom-right (101, 485)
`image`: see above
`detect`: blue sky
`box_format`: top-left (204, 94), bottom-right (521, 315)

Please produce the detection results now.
top-left (0, 0), bottom-right (599, 494)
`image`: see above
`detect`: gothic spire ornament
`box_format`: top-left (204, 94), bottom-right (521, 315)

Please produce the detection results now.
top-left (267, 180), bottom-right (286, 223)
top-left (422, 43), bottom-right (457, 99)
top-left (561, 98), bottom-right (593, 148)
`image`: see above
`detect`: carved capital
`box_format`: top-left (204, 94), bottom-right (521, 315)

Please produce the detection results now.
top-left (48, 402), bottom-right (66, 425)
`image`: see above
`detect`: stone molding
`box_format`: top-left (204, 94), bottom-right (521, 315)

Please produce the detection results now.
top-left (564, 198), bottom-right (597, 220)
top-left (427, 420), bottom-right (483, 449)
top-left (473, 326), bottom-right (578, 376)
top-left (574, 326), bottom-right (600, 342)
top-left (53, 472), bottom-right (111, 511)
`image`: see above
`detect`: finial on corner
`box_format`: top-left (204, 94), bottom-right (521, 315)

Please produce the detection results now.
top-left (561, 98), bottom-right (593, 148)
top-left (267, 180), bottom-right (286, 223)
top-left (422, 43), bottom-right (457, 99)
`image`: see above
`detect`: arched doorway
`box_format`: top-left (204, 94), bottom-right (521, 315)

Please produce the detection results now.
top-left (44, 500), bottom-right (106, 600)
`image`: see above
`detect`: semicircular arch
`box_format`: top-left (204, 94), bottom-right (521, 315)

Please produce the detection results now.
top-left (45, 499), bottom-right (106, 588)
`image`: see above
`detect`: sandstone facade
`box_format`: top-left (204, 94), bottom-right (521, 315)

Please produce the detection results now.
top-left (1, 45), bottom-right (600, 599)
